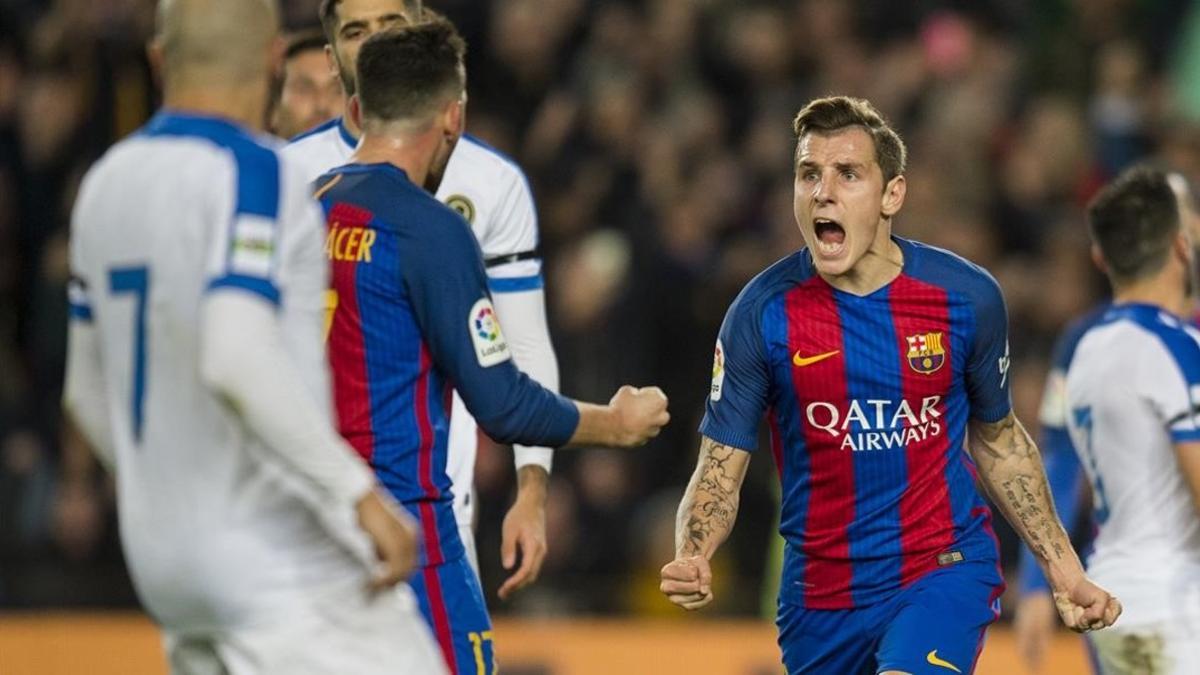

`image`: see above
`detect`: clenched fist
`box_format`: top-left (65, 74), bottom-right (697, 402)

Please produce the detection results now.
top-left (660, 555), bottom-right (714, 611)
top-left (609, 385), bottom-right (670, 447)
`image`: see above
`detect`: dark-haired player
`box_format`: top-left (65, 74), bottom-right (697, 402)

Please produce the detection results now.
top-left (313, 24), bottom-right (669, 674)
top-left (285, 0), bottom-right (562, 615)
top-left (1062, 166), bottom-right (1200, 674)
top-left (660, 96), bottom-right (1120, 674)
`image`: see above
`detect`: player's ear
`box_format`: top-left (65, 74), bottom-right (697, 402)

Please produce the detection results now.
top-left (267, 35), bottom-right (285, 78)
top-left (881, 174), bottom-right (906, 218)
top-left (1174, 230), bottom-right (1192, 264)
top-left (348, 95), bottom-right (363, 130)
top-left (1090, 243), bottom-right (1109, 275)
top-left (443, 96), bottom-right (465, 141)
top-left (325, 44), bottom-right (339, 79)
top-left (146, 38), bottom-right (165, 89)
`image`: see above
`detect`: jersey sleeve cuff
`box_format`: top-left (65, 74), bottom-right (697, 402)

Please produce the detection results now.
top-left (1169, 427), bottom-right (1200, 442)
top-left (207, 274), bottom-right (282, 306)
top-left (513, 445), bottom-right (553, 473)
top-left (488, 274), bottom-right (543, 293)
top-left (697, 419), bottom-right (758, 453)
top-left (969, 402), bottom-right (1012, 424)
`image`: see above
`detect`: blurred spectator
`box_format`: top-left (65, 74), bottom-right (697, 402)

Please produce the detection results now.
top-left (3, 0), bottom-right (1200, 618)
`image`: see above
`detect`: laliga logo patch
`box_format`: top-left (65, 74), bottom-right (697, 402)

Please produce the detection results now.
top-left (905, 331), bottom-right (946, 375)
top-left (710, 339), bottom-right (725, 401)
top-left (446, 195), bottom-right (476, 224)
top-left (469, 298), bottom-right (510, 367)
top-left (475, 305), bottom-right (499, 340)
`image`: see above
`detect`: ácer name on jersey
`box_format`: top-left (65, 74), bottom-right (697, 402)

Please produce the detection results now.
top-left (805, 396), bottom-right (944, 451)
top-left (325, 223), bottom-right (377, 262)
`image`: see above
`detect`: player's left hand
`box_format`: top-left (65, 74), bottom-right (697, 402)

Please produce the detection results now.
top-left (497, 480), bottom-right (548, 600)
top-left (1053, 576), bottom-right (1122, 633)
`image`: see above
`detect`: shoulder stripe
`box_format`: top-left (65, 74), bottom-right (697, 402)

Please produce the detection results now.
top-left (312, 173), bottom-right (343, 201)
top-left (143, 112), bottom-right (280, 220)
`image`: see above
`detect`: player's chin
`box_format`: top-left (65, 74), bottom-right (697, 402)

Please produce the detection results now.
top-left (809, 248), bottom-right (855, 276)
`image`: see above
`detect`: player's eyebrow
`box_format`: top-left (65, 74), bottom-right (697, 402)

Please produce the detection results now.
top-left (339, 13), bottom-right (406, 36)
top-left (795, 160), bottom-right (867, 172)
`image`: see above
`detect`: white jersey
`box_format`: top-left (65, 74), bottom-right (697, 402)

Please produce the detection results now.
top-left (1065, 304), bottom-right (1200, 628)
top-left (69, 112), bottom-right (374, 632)
top-left (285, 119), bottom-right (555, 537)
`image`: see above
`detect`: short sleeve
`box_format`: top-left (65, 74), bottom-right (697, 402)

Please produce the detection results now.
top-left (1141, 325), bottom-right (1200, 442)
top-left (482, 171), bottom-right (542, 294)
top-left (698, 289), bottom-right (771, 451)
top-left (966, 273), bottom-right (1012, 422)
top-left (204, 144), bottom-right (285, 306)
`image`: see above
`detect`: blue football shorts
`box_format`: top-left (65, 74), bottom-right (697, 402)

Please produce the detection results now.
top-left (776, 559), bottom-right (1004, 674)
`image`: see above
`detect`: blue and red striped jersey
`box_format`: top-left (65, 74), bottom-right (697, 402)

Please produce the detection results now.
top-left (314, 162), bottom-right (578, 567)
top-left (701, 237), bottom-right (1011, 609)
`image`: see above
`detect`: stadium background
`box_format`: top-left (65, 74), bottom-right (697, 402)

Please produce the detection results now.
top-left (1, 0), bottom-right (1199, 672)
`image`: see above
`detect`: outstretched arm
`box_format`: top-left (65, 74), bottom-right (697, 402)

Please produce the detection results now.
top-left (661, 436), bottom-right (751, 610)
top-left (968, 411), bottom-right (1120, 632)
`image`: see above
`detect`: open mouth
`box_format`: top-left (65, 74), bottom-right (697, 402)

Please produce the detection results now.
top-left (813, 218), bottom-right (846, 257)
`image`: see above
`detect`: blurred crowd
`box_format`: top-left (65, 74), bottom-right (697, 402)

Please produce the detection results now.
top-left (3, 0), bottom-right (1200, 619)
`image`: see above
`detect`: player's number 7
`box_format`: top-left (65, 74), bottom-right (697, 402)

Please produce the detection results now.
top-left (323, 289), bottom-right (338, 342)
top-left (108, 266), bottom-right (149, 443)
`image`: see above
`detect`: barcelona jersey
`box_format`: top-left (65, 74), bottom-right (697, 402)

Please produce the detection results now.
top-left (314, 162), bottom-right (578, 567)
top-left (702, 237), bottom-right (1011, 609)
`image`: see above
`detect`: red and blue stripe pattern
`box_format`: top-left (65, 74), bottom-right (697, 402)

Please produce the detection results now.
top-left (759, 241), bottom-right (1003, 609)
top-left (323, 194), bottom-right (463, 567)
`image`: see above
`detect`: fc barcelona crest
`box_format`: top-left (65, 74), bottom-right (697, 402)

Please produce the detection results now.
top-left (906, 332), bottom-right (946, 374)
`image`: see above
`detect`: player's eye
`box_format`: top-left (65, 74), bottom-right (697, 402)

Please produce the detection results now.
top-left (343, 27), bottom-right (364, 40)
top-left (801, 170), bottom-right (819, 182)
top-left (841, 170), bottom-right (857, 180)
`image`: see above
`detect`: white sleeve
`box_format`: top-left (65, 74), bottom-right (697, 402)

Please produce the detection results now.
top-left (199, 290), bottom-right (375, 510)
top-left (63, 276), bottom-right (116, 471)
top-left (482, 170), bottom-right (541, 285)
top-left (485, 170), bottom-right (555, 471)
top-left (1141, 335), bottom-right (1200, 442)
top-left (492, 287), bottom-right (558, 472)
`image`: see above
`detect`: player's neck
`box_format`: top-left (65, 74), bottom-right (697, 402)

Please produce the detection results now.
top-left (342, 108), bottom-right (363, 140)
top-left (163, 83), bottom-right (268, 133)
top-left (819, 234), bottom-right (904, 296)
top-left (1113, 271), bottom-right (1191, 318)
top-left (353, 131), bottom-right (438, 191)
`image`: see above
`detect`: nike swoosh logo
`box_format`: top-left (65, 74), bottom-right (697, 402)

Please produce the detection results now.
top-left (926, 650), bottom-right (961, 673)
top-left (792, 350), bottom-right (840, 367)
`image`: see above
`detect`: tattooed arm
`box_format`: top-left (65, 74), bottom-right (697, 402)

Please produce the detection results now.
top-left (968, 411), bottom-right (1121, 632)
top-left (660, 435), bottom-right (751, 611)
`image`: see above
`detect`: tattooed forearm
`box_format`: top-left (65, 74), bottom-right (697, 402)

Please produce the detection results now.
top-left (676, 436), bottom-right (751, 558)
top-left (968, 412), bottom-right (1083, 585)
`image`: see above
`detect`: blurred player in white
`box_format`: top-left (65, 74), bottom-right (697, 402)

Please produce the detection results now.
top-left (286, 0), bottom-right (557, 599)
top-left (1067, 165), bottom-right (1200, 674)
top-left (63, 0), bottom-right (445, 672)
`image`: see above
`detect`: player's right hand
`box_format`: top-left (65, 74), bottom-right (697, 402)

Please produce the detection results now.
top-left (1053, 576), bottom-right (1121, 633)
top-left (356, 488), bottom-right (419, 592)
top-left (1014, 591), bottom-right (1056, 671)
top-left (660, 555), bottom-right (714, 611)
top-left (609, 385), bottom-right (670, 447)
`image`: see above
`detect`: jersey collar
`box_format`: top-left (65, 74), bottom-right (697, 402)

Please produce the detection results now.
top-left (336, 117), bottom-right (359, 150)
